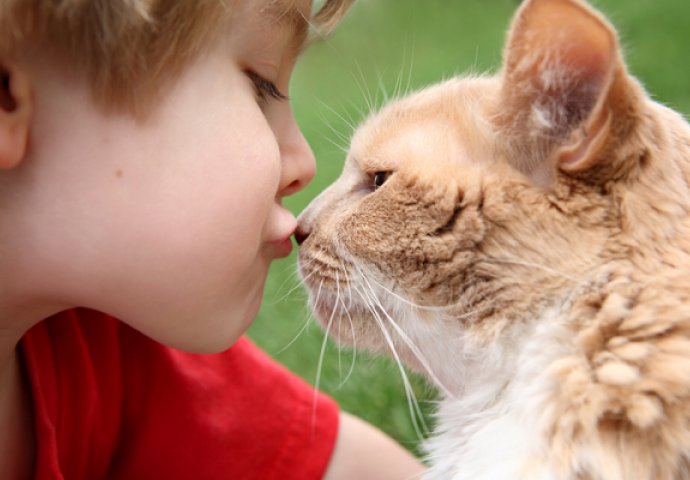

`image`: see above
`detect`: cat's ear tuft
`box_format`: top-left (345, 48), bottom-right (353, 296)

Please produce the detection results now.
top-left (497, 0), bottom-right (625, 185)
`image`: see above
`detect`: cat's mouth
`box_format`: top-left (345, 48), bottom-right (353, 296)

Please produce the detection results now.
top-left (299, 265), bottom-right (349, 291)
top-left (297, 244), bottom-right (353, 288)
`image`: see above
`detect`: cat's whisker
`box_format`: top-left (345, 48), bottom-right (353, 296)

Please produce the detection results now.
top-left (355, 269), bottom-right (450, 393)
top-left (271, 314), bottom-right (312, 356)
top-left (372, 299), bottom-right (453, 399)
top-left (335, 282), bottom-right (358, 389)
top-left (405, 44), bottom-right (416, 98)
top-left (321, 134), bottom-right (350, 155)
top-left (312, 276), bottom-right (340, 427)
top-left (316, 36), bottom-right (374, 118)
top-left (274, 279), bottom-right (325, 356)
top-left (346, 98), bottom-right (370, 129)
top-left (487, 256), bottom-right (586, 285)
top-left (335, 273), bottom-right (344, 380)
top-left (392, 52), bottom-right (404, 100)
top-left (356, 264), bottom-right (520, 330)
top-left (362, 273), bottom-right (464, 313)
top-left (337, 99), bottom-right (359, 128)
top-left (317, 106), bottom-right (356, 138)
top-left (350, 57), bottom-right (377, 118)
top-left (354, 281), bottom-right (430, 439)
top-left (314, 112), bottom-right (351, 155)
top-left (317, 100), bottom-right (357, 138)
top-left (376, 71), bottom-right (390, 106)
top-left (268, 264), bottom-right (318, 307)
top-left (319, 124), bottom-right (350, 154)
top-left (273, 253), bottom-right (328, 297)
top-left (271, 275), bottom-right (323, 357)
top-left (333, 262), bottom-right (356, 384)
top-left (393, 42), bottom-right (413, 100)
top-left (265, 261), bottom-right (304, 303)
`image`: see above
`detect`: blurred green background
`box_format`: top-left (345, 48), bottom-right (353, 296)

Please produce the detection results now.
top-left (249, 0), bottom-right (690, 457)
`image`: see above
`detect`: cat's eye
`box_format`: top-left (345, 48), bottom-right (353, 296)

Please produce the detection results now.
top-left (373, 171), bottom-right (391, 190)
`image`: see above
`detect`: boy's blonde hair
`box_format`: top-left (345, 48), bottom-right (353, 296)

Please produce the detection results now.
top-left (0, 0), bottom-right (353, 114)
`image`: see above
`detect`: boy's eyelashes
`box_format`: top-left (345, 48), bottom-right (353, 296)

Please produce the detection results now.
top-left (245, 70), bottom-right (288, 102)
top-left (0, 69), bottom-right (16, 112)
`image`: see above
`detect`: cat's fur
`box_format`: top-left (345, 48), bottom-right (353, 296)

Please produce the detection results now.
top-left (297, 0), bottom-right (690, 478)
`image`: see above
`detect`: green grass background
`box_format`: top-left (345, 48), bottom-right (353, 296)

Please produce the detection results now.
top-left (249, 0), bottom-right (690, 456)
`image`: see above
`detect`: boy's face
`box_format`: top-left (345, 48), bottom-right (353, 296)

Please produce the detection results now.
top-left (18, 0), bottom-right (315, 352)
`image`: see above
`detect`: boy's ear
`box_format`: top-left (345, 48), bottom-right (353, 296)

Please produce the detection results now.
top-left (0, 63), bottom-right (33, 169)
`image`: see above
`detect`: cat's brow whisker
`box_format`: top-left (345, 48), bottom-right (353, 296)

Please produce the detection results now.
top-left (317, 100), bottom-right (357, 137)
top-left (376, 71), bottom-right (390, 106)
top-left (317, 119), bottom-right (351, 154)
top-left (337, 100), bottom-right (359, 128)
top-left (321, 134), bottom-right (349, 155)
top-left (350, 57), bottom-right (377, 118)
top-left (317, 103), bottom-right (356, 135)
top-left (393, 52), bottom-right (404, 100)
top-left (404, 43), bottom-right (415, 98)
top-left (313, 110), bottom-right (350, 155)
top-left (393, 42), bottom-right (413, 100)
top-left (315, 35), bottom-right (375, 120)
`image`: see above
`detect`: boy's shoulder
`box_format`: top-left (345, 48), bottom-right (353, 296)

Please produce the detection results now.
top-left (21, 309), bottom-right (339, 479)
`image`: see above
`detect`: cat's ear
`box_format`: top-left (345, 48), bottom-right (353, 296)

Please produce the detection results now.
top-left (497, 0), bottom-right (633, 186)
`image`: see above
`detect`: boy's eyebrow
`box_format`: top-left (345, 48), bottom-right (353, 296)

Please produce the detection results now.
top-left (264, 3), bottom-right (310, 51)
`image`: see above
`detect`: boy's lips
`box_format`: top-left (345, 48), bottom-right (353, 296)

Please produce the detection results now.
top-left (268, 236), bottom-right (294, 258)
top-left (266, 204), bottom-right (297, 258)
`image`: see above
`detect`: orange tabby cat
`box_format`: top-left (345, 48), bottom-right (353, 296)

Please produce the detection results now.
top-left (297, 0), bottom-right (690, 478)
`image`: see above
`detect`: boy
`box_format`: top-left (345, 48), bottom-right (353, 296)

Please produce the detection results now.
top-left (0, 0), bottom-right (426, 478)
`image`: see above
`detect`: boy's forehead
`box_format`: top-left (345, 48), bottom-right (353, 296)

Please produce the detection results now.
top-left (237, 0), bottom-right (310, 50)
top-left (260, 0), bottom-right (311, 33)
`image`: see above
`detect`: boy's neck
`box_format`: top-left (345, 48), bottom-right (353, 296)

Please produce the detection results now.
top-left (0, 347), bottom-right (34, 479)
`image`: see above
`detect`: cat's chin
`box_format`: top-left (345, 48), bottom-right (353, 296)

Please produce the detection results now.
top-left (309, 297), bottom-right (409, 358)
top-left (313, 308), bottom-right (434, 380)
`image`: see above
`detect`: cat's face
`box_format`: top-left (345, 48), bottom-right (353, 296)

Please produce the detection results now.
top-left (297, 0), bottom-right (684, 387)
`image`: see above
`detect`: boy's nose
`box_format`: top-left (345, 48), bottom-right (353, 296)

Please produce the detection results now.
top-left (278, 127), bottom-right (316, 198)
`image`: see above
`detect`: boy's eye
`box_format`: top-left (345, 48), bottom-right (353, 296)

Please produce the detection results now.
top-left (245, 70), bottom-right (288, 102)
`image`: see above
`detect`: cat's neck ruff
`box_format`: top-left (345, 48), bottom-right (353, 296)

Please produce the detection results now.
top-left (424, 305), bottom-right (573, 480)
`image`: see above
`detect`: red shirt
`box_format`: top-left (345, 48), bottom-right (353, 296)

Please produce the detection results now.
top-left (20, 309), bottom-right (339, 479)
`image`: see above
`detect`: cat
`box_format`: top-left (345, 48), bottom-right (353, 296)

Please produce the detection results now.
top-left (296, 0), bottom-right (690, 478)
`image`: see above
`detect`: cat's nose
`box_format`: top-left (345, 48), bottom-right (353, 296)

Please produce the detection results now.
top-left (294, 225), bottom-right (310, 246)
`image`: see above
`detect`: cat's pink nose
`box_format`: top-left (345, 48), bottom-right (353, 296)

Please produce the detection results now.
top-left (294, 225), bottom-right (310, 246)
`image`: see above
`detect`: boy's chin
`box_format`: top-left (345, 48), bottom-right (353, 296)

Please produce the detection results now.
top-left (143, 309), bottom-right (255, 354)
top-left (131, 282), bottom-right (266, 354)
top-left (163, 327), bottom-right (245, 354)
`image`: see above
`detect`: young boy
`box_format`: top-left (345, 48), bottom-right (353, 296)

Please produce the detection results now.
top-left (0, 0), bottom-right (426, 478)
